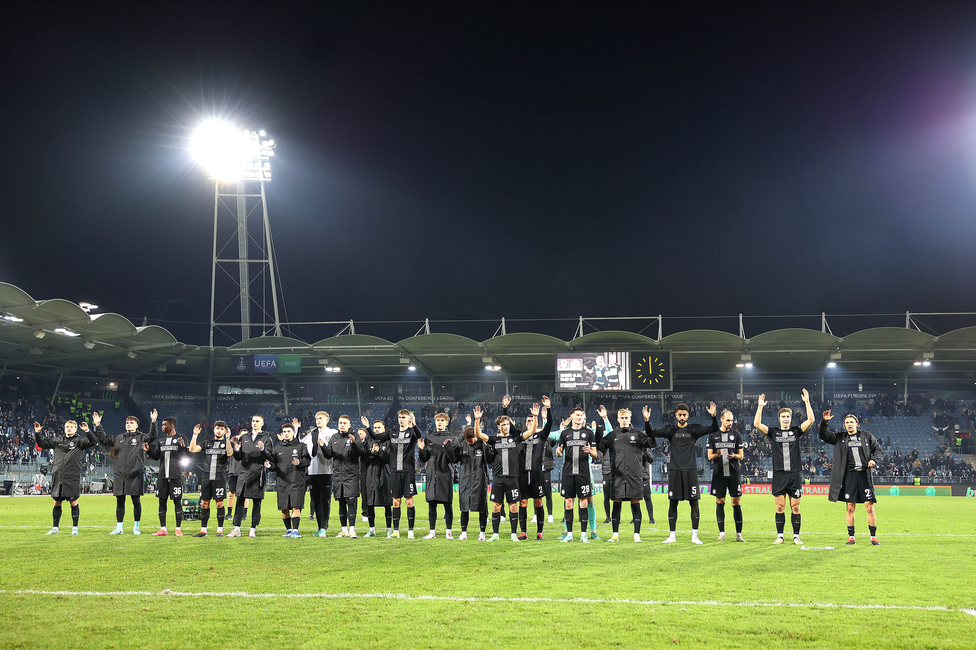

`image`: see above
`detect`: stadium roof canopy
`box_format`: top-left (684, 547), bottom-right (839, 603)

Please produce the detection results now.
top-left (1, 282), bottom-right (974, 384)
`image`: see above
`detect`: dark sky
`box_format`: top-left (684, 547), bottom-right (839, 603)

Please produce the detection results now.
top-left (4, 3), bottom-right (976, 345)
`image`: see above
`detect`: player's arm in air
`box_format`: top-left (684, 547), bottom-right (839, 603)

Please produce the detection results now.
top-left (642, 405), bottom-right (671, 439)
top-left (818, 410), bottom-right (839, 445)
top-left (701, 402), bottom-right (719, 437)
top-left (502, 395), bottom-right (523, 436)
top-left (753, 394), bottom-right (769, 435)
top-left (78, 421), bottom-right (99, 449)
top-left (189, 424), bottom-right (204, 453)
top-left (538, 396), bottom-right (553, 438)
top-left (473, 406), bottom-right (487, 442)
top-left (799, 388), bottom-right (815, 432)
top-left (143, 409), bottom-right (159, 446)
top-left (596, 405), bottom-right (613, 453)
top-left (521, 403), bottom-right (541, 440)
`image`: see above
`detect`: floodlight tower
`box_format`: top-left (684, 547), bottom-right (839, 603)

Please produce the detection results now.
top-left (190, 121), bottom-right (283, 346)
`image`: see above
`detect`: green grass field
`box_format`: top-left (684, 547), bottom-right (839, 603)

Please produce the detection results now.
top-left (0, 492), bottom-right (973, 649)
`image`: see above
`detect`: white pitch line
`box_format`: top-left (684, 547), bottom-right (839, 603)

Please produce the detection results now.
top-left (1, 589), bottom-right (974, 618)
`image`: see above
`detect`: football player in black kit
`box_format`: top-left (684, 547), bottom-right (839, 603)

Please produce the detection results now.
top-left (597, 405), bottom-right (655, 542)
top-left (361, 422), bottom-right (394, 538)
top-left (754, 390), bottom-right (815, 545)
top-left (323, 415), bottom-right (365, 538)
top-left (707, 409), bottom-right (746, 542)
top-left (147, 417), bottom-right (187, 537)
top-left (644, 401), bottom-right (718, 544)
top-left (819, 411), bottom-right (883, 546)
top-left (474, 404), bottom-right (538, 541)
top-left (555, 407), bottom-right (599, 544)
top-left (419, 412), bottom-right (458, 539)
top-left (456, 414), bottom-right (492, 541)
top-left (270, 421), bottom-right (312, 538)
top-left (188, 420), bottom-right (234, 537)
top-left (94, 409), bottom-right (157, 535)
top-left (228, 415), bottom-right (275, 538)
top-left (370, 410), bottom-right (423, 539)
top-left (35, 419), bottom-right (99, 535)
top-left (519, 398), bottom-right (552, 540)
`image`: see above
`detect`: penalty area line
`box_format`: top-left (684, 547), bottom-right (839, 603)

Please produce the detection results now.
top-left (1, 589), bottom-right (973, 617)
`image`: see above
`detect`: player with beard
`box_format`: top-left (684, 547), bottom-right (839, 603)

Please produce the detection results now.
top-left (555, 407), bottom-right (599, 543)
top-left (94, 409), bottom-right (157, 535)
top-left (322, 415), bottom-right (365, 538)
top-left (270, 421), bottom-right (312, 538)
top-left (644, 402), bottom-right (718, 544)
top-left (597, 405), bottom-right (655, 543)
top-left (819, 411), bottom-right (883, 546)
top-left (147, 417), bottom-right (187, 537)
top-left (456, 414), bottom-right (492, 541)
top-left (707, 410), bottom-right (746, 542)
top-left (361, 422), bottom-right (393, 538)
top-left (301, 411), bottom-right (336, 537)
top-left (35, 418), bottom-right (99, 535)
top-left (419, 412), bottom-right (458, 539)
top-left (188, 420), bottom-right (234, 537)
top-left (754, 390), bottom-right (815, 545)
top-left (227, 415), bottom-right (275, 538)
top-left (474, 405), bottom-right (538, 541)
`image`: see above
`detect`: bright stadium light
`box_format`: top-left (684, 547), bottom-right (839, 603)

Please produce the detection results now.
top-left (189, 120), bottom-right (274, 182)
top-left (827, 362), bottom-right (837, 368)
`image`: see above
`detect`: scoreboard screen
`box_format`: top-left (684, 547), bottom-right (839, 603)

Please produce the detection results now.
top-left (555, 351), bottom-right (672, 392)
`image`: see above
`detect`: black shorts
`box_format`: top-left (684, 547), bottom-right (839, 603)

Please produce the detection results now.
top-left (390, 472), bottom-right (417, 499)
top-left (52, 485), bottom-right (80, 502)
top-left (560, 474), bottom-right (593, 500)
top-left (523, 471), bottom-right (546, 500)
top-left (491, 476), bottom-right (521, 504)
top-left (666, 469), bottom-right (701, 501)
top-left (200, 478), bottom-right (227, 501)
top-left (772, 471), bottom-right (803, 499)
top-left (710, 472), bottom-right (742, 499)
top-left (227, 475), bottom-right (240, 494)
top-left (156, 478), bottom-right (184, 500)
top-left (841, 470), bottom-right (876, 503)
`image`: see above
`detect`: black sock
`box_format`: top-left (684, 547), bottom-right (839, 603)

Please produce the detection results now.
top-left (174, 500), bottom-right (183, 528)
top-left (385, 507), bottom-right (392, 529)
top-left (491, 511), bottom-right (501, 534)
top-left (546, 491), bottom-right (552, 515)
top-left (338, 499), bottom-right (348, 527)
top-left (791, 513), bottom-right (801, 536)
top-left (604, 494), bottom-right (611, 519)
top-left (283, 516), bottom-right (291, 531)
top-left (242, 507), bottom-right (248, 522)
top-left (116, 496), bottom-right (126, 524)
top-left (132, 495), bottom-right (142, 522)
top-left (348, 499), bottom-right (358, 525)
top-left (518, 506), bottom-right (527, 534)
top-left (216, 507), bottom-right (225, 528)
top-left (565, 507), bottom-right (574, 532)
top-left (201, 508), bottom-right (210, 529)
top-left (251, 500), bottom-right (262, 528)
top-left (70, 504), bottom-right (79, 527)
top-left (407, 506), bottom-right (416, 531)
top-left (645, 493), bottom-right (654, 522)
top-left (233, 500), bottom-right (245, 527)
top-left (509, 511), bottom-right (519, 534)
top-left (158, 501), bottom-right (167, 528)
top-left (775, 512), bottom-right (785, 535)
top-left (668, 500), bottom-right (678, 533)
top-left (611, 501), bottom-right (622, 533)
top-left (368, 506), bottom-right (376, 528)
top-left (535, 506), bottom-right (545, 534)
top-left (869, 525), bottom-right (877, 537)
top-left (479, 510), bottom-right (488, 532)
top-left (53, 505), bottom-right (62, 527)
top-left (393, 506), bottom-right (401, 530)
top-left (847, 525), bottom-right (856, 537)
top-left (690, 501), bottom-right (700, 530)
top-left (292, 516), bottom-right (300, 531)
top-left (716, 503), bottom-right (726, 533)
top-left (579, 505), bottom-right (588, 533)
top-left (429, 504), bottom-right (438, 531)
top-left (732, 505), bottom-right (742, 534)
top-left (631, 502), bottom-right (642, 534)
top-left (460, 510), bottom-right (469, 532)
top-left (445, 504), bottom-right (453, 529)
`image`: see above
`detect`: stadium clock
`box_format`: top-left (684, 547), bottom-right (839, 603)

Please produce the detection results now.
top-left (631, 352), bottom-right (672, 391)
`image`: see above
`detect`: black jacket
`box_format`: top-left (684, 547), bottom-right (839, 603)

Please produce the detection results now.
top-left (97, 422), bottom-right (156, 496)
top-left (819, 421), bottom-right (884, 503)
top-left (36, 427), bottom-right (99, 499)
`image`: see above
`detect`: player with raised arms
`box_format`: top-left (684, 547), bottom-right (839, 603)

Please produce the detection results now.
top-left (819, 410), bottom-right (883, 546)
top-left (474, 404), bottom-right (538, 541)
top-left (555, 407), bottom-right (599, 543)
top-left (147, 416), bottom-right (187, 537)
top-left (597, 405), bottom-right (655, 542)
top-left (188, 419), bottom-right (234, 537)
top-left (94, 409), bottom-right (157, 535)
top-left (706, 409), bottom-right (746, 542)
top-left (35, 418), bottom-right (99, 535)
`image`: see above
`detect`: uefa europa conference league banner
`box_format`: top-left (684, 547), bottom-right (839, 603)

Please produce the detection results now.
top-left (230, 354), bottom-right (302, 374)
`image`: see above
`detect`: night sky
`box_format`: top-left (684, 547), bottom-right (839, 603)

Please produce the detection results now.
top-left (5, 3), bottom-right (976, 345)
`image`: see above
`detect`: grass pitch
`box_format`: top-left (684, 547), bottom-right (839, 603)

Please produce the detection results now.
top-left (0, 492), bottom-right (973, 649)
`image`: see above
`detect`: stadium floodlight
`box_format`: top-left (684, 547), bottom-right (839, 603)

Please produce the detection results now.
top-left (54, 327), bottom-right (80, 337)
top-left (744, 362), bottom-right (753, 368)
top-left (827, 362), bottom-right (837, 368)
top-left (3, 313), bottom-right (23, 322)
top-left (408, 365), bottom-right (417, 371)
top-left (735, 363), bottom-right (744, 368)
top-left (913, 361), bottom-right (922, 366)
top-left (485, 364), bottom-right (494, 370)
top-left (190, 120), bottom-right (275, 182)
top-left (922, 360), bottom-right (931, 367)
top-left (79, 302), bottom-right (98, 313)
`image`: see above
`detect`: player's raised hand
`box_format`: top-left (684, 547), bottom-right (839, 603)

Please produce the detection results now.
top-left (473, 406), bottom-right (482, 420)
top-left (80, 422), bottom-right (90, 432)
top-left (801, 388), bottom-right (810, 403)
top-left (193, 424), bottom-right (202, 436)
top-left (150, 409), bottom-right (158, 423)
top-left (560, 417), bottom-right (571, 429)
top-left (409, 412), bottom-right (416, 427)
top-left (541, 395), bottom-right (551, 408)
top-left (597, 405), bottom-right (607, 419)
top-left (361, 415), bottom-right (370, 428)
top-left (292, 417), bottom-right (300, 431)
top-left (642, 405), bottom-right (651, 420)
top-left (822, 410), bottom-right (833, 421)
top-left (33, 421), bottom-right (42, 432)
top-left (92, 412), bottom-right (101, 426)
top-left (466, 414), bottom-right (472, 425)
top-left (757, 394), bottom-right (766, 409)
top-left (502, 395), bottom-right (511, 408)
top-left (706, 402), bottom-right (717, 417)
top-left (530, 403), bottom-right (540, 416)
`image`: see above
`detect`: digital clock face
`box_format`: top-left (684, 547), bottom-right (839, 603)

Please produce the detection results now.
top-left (632, 352), bottom-right (672, 391)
